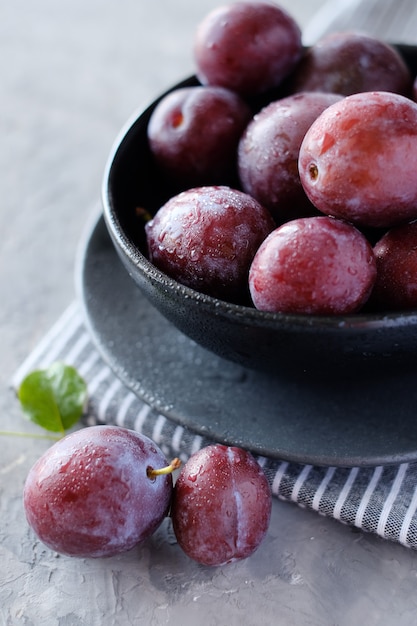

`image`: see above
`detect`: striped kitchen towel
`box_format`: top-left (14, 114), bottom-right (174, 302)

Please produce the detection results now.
top-left (12, 301), bottom-right (417, 550)
top-left (304, 0), bottom-right (417, 46)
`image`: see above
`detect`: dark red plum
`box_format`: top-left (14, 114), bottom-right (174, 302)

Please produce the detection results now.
top-left (171, 444), bottom-right (272, 566)
top-left (299, 91), bottom-right (417, 228)
top-left (194, 1), bottom-right (302, 97)
top-left (238, 92), bottom-right (342, 223)
top-left (147, 85), bottom-right (251, 189)
top-left (249, 216), bottom-right (377, 315)
top-left (23, 426), bottom-right (174, 558)
top-left (145, 185), bottom-right (275, 303)
top-left (371, 222), bottom-right (417, 310)
top-left (289, 32), bottom-right (412, 97)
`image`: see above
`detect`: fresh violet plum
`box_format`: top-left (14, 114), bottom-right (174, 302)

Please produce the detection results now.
top-left (145, 185), bottom-right (275, 303)
top-left (371, 221), bottom-right (417, 310)
top-left (289, 32), bottom-right (412, 97)
top-left (194, 1), bottom-right (302, 97)
top-left (171, 444), bottom-right (272, 566)
top-left (298, 91), bottom-right (417, 228)
top-left (23, 426), bottom-right (174, 558)
top-left (147, 85), bottom-right (251, 189)
top-left (238, 92), bottom-right (343, 223)
top-left (249, 216), bottom-right (377, 315)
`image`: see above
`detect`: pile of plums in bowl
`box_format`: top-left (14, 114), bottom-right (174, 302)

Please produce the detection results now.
top-left (102, 1), bottom-right (417, 376)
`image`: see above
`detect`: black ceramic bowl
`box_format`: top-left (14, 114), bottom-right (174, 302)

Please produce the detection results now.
top-left (102, 45), bottom-right (417, 376)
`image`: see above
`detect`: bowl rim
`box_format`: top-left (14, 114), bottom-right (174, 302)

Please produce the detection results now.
top-left (101, 69), bottom-right (417, 334)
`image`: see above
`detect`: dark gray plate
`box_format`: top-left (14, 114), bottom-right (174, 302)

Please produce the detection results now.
top-left (77, 214), bottom-right (417, 467)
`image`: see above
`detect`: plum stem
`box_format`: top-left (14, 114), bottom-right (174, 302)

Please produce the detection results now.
top-left (135, 206), bottom-right (153, 223)
top-left (147, 457), bottom-right (181, 479)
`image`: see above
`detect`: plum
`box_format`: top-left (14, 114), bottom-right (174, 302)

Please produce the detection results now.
top-left (289, 32), bottom-right (412, 97)
top-left (147, 85), bottom-right (251, 189)
top-left (238, 91), bottom-right (342, 223)
top-left (249, 216), bottom-right (377, 315)
top-left (23, 426), bottom-right (174, 558)
top-left (194, 1), bottom-right (302, 96)
top-left (171, 444), bottom-right (272, 566)
top-left (298, 91), bottom-right (417, 228)
top-left (145, 185), bottom-right (275, 303)
top-left (371, 221), bottom-right (417, 310)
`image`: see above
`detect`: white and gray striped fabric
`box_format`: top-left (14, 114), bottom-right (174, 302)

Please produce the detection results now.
top-left (303, 0), bottom-right (417, 45)
top-left (12, 301), bottom-right (417, 550)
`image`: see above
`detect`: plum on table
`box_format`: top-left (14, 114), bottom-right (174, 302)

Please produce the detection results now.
top-left (23, 425), bottom-right (175, 558)
top-left (171, 444), bottom-right (272, 566)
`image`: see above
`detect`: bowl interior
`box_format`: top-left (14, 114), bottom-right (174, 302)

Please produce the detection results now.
top-left (102, 44), bottom-right (417, 375)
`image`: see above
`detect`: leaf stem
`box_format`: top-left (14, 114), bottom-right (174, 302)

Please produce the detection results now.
top-left (0, 430), bottom-right (61, 441)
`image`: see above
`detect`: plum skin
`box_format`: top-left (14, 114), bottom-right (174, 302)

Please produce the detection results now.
top-left (249, 216), bottom-right (377, 315)
top-left (145, 185), bottom-right (276, 303)
top-left (289, 32), bottom-right (412, 97)
top-left (371, 222), bottom-right (417, 310)
top-left (193, 1), bottom-right (302, 96)
top-left (298, 91), bottom-right (417, 229)
top-left (170, 444), bottom-right (272, 567)
top-left (23, 425), bottom-right (173, 558)
top-left (238, 91), bottom-right (343, 223)
top-left (147, 85), bottom-right (251, 188)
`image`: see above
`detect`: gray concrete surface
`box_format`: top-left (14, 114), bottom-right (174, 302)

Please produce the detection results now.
top-left (2, 1), bottom-right (417, 625)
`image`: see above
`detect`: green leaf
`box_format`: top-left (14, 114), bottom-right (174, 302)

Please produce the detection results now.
top-left (17, 362), bottom-right (88, 433)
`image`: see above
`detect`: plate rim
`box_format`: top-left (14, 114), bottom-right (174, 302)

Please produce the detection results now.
top-left (76, 212), bottom-right (417, 468)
